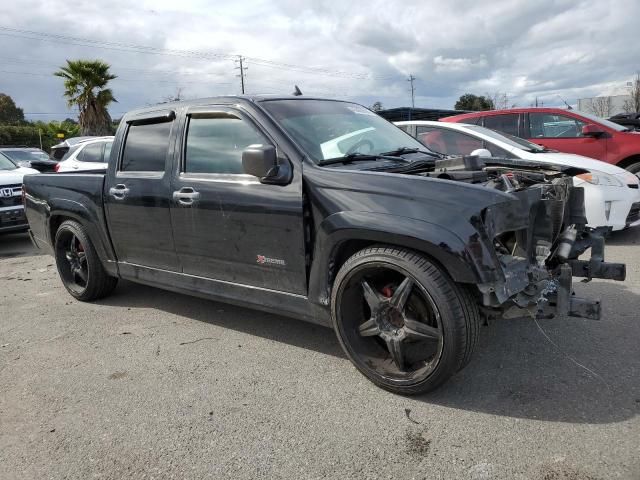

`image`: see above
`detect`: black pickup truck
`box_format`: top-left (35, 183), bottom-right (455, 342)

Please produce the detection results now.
top-left (23, 96), bottom-right (626, 394)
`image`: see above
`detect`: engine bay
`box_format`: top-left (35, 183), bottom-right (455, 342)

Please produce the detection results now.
top-left (414, 155), bottom-right (587, 193)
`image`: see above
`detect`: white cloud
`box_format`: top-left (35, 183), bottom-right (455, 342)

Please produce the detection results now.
top-left (0, 0), bottom-right (638, 118)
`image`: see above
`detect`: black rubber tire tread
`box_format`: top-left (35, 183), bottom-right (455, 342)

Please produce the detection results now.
top-left (54, 220), bottom-right (118, 301)
top-left (625, 162), bottom-right (640, 174)
top-left (331, 245), bottom-right (480, 395)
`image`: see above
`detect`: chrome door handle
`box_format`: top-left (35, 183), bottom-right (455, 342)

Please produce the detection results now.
top-left (109, 184), bottom-right (130, 200)
top-left (173, 187), bottom-right (200, 205)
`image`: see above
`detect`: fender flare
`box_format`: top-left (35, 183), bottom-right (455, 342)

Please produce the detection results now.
top-left (47, 198), bottom-right (118, 276)
top-left (307, 211), bottom-right (498, 306)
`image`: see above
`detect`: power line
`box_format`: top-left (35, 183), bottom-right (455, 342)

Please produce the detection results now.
top-left (0, 26), bottom-right (236, 61)
top-left (0, 68), bottom-right (232, 86)
top-left (0, 55), bottom-right (233, 78)
top-left (0, 25), bottom-right (396, 81)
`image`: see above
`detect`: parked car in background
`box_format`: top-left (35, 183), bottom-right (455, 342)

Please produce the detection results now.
top-left (441, 107), bottom-right (640, 173)
top-left (50, 136), bottom-right (109, 161)
top-left (0, 147), bottom-right (59, 172)
top-left (609, 112), bottom-right (640, 131)
top-left (55, 137), bottom-right (113, 172)
top-left (397, 121), bottom-right (640, 231)
top-left (0, 153), bottom-right (38, 233)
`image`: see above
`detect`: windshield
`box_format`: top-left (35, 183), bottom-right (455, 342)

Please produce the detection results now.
top-left (0, 153), bottom-right (18, 170)
top-left (1, 149), bottom-right (50, 161)
top-left (575, 111), bottom-right (629, 131)
top-left (466, 125), bottom-right (546, 152)
top-left (261, 99), bottom-right (432, 162)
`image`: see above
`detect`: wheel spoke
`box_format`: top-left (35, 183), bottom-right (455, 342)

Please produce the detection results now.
top-left (390, 277), bottom-right (413, 310)
top-left (75, 267), bottom-right (87, 282)
top-left (361, 280), bottom-right (384, 312)
top-left (404, 317), bottom-right (441, 342)
top-left (78, 252), bottom-right (87, 265)
top-left (385, 336), bottom-right (406, 371)
top-left (70, 236), bottom-right (77, 254)
top-left (358, 318), bottom-right (380, 337)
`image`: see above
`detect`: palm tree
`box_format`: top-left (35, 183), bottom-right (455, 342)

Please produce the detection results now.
top-left (54, 60), bottom-right (117, 136)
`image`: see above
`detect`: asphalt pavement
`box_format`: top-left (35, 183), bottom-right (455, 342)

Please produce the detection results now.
top-left (1, 229), bottom-right (639, 479)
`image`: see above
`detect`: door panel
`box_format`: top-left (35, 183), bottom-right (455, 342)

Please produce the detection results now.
top-left (170, 108), bottom-right (307, 294)
top-left (526, 112), bottom-right (607, 160)
top-left (105, 118), bottom-right (180, 271)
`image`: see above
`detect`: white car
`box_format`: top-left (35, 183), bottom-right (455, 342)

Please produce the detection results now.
top-left (396, 121), bottom-right (640, 231)
top-left (55, 137), bottom-right (114, 172)
top-left (0, 153), bottom-right (39, 233)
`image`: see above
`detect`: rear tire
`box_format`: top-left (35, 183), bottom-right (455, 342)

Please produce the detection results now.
top-left (331, 246), bottom-right (480, 395)
top-left (54, 220), bottom-right (117, 301)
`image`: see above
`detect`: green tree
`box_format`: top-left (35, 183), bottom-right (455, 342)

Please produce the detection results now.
top-left (54, 60), bottom-right (117, 135)
top-left (454, 93), bottom-right (495, 111)
top-left (0, 93), bottom-right (25, 124)
top-left (371, 101), bottom-right (383, 112)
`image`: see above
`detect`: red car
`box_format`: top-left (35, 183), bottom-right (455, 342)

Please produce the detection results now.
top-left (441, 107), bottom-right (640, 173)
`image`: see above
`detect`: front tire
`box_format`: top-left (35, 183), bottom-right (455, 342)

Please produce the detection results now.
top-left (331, 246), bottom-right (479, 395)
top-left (54, 220), bottom-right (118, 301)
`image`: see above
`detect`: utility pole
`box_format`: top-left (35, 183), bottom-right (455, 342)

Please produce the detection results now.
top-left (408, 74), bottom-right (416, 108)
top-left (235, 55), bottom-right (247, 94)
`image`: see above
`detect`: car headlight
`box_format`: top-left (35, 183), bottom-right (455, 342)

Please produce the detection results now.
top-left (623, 172), bottom-right (640, 185)
top-left (575, 172), bottom-right (624, 187)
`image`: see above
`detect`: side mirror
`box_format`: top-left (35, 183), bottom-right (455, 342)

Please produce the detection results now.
top-left (242, 145), bottom-right (278, 179)
top-left (470, 148), bottom-right (492, 158)
top-left (581, 124), bottom-right (605, 137)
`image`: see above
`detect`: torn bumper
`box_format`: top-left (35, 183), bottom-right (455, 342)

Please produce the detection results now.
top-left (478, 231), bottom-right (625, 321)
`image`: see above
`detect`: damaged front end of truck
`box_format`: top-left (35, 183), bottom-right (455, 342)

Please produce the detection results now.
top-left (466, 160), bottom-right (626, 321)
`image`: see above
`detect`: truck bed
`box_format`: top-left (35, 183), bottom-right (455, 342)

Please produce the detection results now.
top-left (23, 172), bottom-right (114, 264)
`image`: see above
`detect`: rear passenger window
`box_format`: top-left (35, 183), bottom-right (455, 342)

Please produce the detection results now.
top-left (483, 114), bottom-right (519, 136)
top-left (80, 143), bottom-right (104, 163)
top-left (121, 122), bottom-right (172, 172)
top-left (184, 116), bottom-right (269, 174)
top-left (416, 126), bottom-right (483, 156)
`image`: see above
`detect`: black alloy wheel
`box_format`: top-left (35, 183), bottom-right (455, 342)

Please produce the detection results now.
top-left (59, 231), bottom-right (89, 291)
top-left (54, 220), bottom-right (118, 301)
top-left (332, 246), bottom-right (479, 395)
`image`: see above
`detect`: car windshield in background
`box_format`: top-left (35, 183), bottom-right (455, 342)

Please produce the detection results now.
top-left (466, 125), bottom-right (546, 152)
top-left (0, 153), bottom-right (18, 170)
top-left (576, 111), bottom-right (630, 132)
top-left (1, 149), bottom-right (50, 161)
top-left (261, 99), bottom-right (431, 163)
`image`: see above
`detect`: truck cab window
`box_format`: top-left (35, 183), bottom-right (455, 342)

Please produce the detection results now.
top-left (184, 116), bottom-right (269, 174)
top-left (121, 122), bottom-right (172, 172)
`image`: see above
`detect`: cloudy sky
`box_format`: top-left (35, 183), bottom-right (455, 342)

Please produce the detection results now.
top-left (1, 0), bottom-right (637, 120)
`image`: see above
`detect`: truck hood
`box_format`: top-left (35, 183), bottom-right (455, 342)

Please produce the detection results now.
top-left (305, 162), bottom-right (518, 227)
top-left (0, 167), bottom-right (39, 184)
